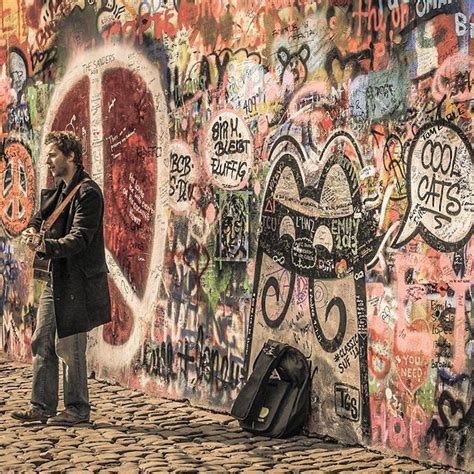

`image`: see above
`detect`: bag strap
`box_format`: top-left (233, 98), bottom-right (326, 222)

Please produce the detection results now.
top-left (231, 340), bottom-right (288, 420)
top-left (42, 179), bottom-right (89, 232)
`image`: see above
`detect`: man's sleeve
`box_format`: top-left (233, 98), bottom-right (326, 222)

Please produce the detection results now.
top-left (42, 187), bottom-right (103, 259)
top-left (28, 210), bottom-right (43, 232)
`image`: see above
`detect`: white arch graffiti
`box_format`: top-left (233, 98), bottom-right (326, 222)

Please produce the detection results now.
top-left (41, 45), bottom-right (170, 369)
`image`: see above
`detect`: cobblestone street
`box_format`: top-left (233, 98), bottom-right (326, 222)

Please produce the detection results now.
top-left (0, 354), bottom-right (441, 472)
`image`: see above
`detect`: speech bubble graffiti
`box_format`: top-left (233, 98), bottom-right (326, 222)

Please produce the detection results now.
top-left (205, 110), bottom-right (253, 191)
top-left (392, 120), bottom-right (473, 252)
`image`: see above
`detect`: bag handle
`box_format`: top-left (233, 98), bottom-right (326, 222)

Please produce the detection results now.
top-left (42, 179), bottom-right (90, 232)
top-left (231, 340), bottom-right (288, 420)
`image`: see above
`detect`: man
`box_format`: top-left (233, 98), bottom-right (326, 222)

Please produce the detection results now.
top-left (11, 131), bottom-right (111, 426)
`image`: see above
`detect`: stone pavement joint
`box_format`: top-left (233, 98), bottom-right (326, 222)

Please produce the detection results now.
top-left (0, 353), bottom-right (449, 473)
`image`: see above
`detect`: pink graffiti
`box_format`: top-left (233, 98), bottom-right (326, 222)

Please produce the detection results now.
top-left (0, 68), bottom-right (15, 120)
top-left (437, 245), bottom-right (473, 373)
top-left (370, 395), bottom-right (445, 461)
top-left (394, 240), bottom-right (473, 375)
top-left (393, 317), bottom-right (434, 394)
top-left (432, 53), bottom-right (474, 103)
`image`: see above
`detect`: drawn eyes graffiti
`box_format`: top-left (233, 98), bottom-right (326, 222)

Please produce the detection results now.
top-left (245, 133), bottom-right (383, 444)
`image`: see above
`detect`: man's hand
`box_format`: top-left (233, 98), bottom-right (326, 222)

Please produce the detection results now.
top-left (22, 228), bottom-right (43, 251)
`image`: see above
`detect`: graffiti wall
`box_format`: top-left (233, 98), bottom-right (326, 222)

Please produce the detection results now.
top-left (0, 0), bottom-right (473, 468)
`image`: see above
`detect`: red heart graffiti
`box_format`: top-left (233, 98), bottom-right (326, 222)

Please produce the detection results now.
top-left (394, 318), bottom-right (434, 395)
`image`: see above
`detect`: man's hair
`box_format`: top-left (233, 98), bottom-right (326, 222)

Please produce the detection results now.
top-left (45, 131), bottom-right (83, 166)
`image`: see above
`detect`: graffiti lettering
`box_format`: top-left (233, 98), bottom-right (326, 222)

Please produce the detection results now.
top-left (455, 12), bottom-right (474, 38)
top-left (334, 383), bottom-right (360, 421)
top-left (416, 0), bottom-right (458, 18)
top-left (393, 121), bottom-right (473, 252)
top-left (206, 111), bottom-right (253, 190)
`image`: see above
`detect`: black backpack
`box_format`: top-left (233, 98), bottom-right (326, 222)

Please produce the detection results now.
top-left (231, 340), bottom-right (311, 438)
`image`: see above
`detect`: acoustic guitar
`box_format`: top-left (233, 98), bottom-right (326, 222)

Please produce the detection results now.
top-left (32, 224), bottom-right (52, 281)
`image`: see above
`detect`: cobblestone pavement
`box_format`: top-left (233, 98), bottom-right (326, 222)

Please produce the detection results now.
top-left (0, 354), bottom-right (441, 473)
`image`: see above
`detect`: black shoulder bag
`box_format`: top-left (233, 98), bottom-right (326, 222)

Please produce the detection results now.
top-left (231, 339), bottom-right (311, 438)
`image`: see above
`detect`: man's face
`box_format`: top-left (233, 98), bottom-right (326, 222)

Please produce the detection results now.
top-left (45, 143), bottom-right (73, 180)
top-left (222, 212), bottom-right (244, 257)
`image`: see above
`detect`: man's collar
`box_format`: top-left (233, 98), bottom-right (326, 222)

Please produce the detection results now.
top-left (61, 166), bottom-right (87, 195)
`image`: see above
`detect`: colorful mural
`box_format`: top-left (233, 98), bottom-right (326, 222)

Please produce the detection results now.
top-left (0, 0), bottom-right (472, 469)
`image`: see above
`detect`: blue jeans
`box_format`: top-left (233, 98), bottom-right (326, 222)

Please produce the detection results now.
top-left (30, 284), bottom-right (90, 417)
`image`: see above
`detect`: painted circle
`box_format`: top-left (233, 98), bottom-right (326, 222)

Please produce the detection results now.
top-left (204, 110), bottom-right (253, 190)
top-left (0, 142), bottom-right (35, 236)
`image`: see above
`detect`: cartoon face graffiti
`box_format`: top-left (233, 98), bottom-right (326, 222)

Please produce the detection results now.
top-left (245, 135), bottom-right (384, 444)
top-left (9, 50), bottom-right (27, 96)
top-left (277, 45), bottom-right (310, 88)
top-left (218, 193), bottom-right (248, 261)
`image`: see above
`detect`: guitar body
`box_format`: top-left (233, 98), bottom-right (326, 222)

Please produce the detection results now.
top-left (33, 252), bottom-right (51, 281)
top-left (32, 227), bottom-right (51, 281)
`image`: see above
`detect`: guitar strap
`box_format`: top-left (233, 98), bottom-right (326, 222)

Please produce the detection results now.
top-left (42, 179), bottom-right (90, 232)
top-left (32, 179), bottom-right (91, 282)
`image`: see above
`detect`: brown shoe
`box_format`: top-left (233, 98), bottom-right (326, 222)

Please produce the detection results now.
top-left (46, 410), bottom-right (90, 426)
top-left (11, 409), bottom-right (50, 423)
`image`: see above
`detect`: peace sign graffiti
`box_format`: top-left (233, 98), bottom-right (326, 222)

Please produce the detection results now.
top-left (0, 141), bottom-right (35, 236)
top-left (41, 46), bottom-right (169, 367)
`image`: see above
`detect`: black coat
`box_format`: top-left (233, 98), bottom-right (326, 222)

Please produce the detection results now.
top-left (29, 168), bottom-right (111, 338)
